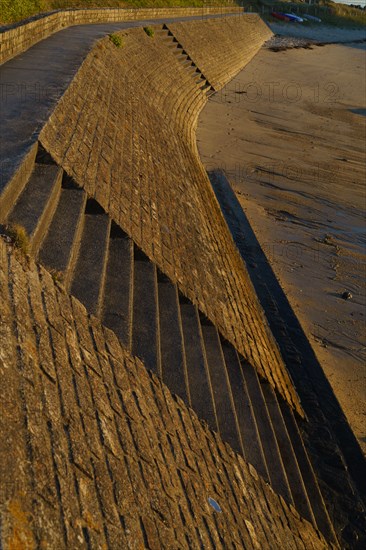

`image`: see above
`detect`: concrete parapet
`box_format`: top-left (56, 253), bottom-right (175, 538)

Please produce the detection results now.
top-left (0, 6), bottom-right (243, 65)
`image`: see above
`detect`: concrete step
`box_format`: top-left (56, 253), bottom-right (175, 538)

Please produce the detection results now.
top-left (179, 295), bottom-right (218, 432)
top-left (240, 358), bottom-right (293, 504)
top-left (158, 272), bottom-right (189, 402)
top-left (102, 223), bottom-right (133, 349)
top-left (165, 44), bottom-right (178, 50)
top-left (184, 64), bottom-right (198, 74)
top-left (132, 246), bottom-right (160, 375)
top-left (154, 29), bottom-right (170, 37)
top-left (199, 272), bottom-right (333, 530)
top-left (155, 25), bottom-right (173, 37)
top-left (199, 314), bottom-right (243, 455)
top-left (171, 49), bottom-right (187, 58)
top-left (279, 401), bottom-right (337, 542)
top-left (30, 178), bottom-right (335, 537)
top-left (70, 200), bottom-right (111, 316)
top-left (220, 339), bottom-right (269, 480)
top-left (7, 163), bottom-right (63, 256)
top-left (39, 181), bottom-right (87, 288)
top-left (261, 380), bottom-right (314, 522)
top-left (156, 28), bottom-right (180, 48)
top-left (178, 57), bottom-right (192, 66)
top-left (160, 37), bottom-right (176, 44)
top-left (193, 74), bottom-right (205, 84)
top-left (0, 141), bottom-right (38, 225)
top-left (183, 63), bottom-right (197, 74)
top-left (200, 82), bottom-right (211, 92)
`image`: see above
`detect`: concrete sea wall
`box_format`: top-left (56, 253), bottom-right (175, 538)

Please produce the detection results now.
top-left (38, 17), bottom-right (301, 414)
top-left (6, 11), bottom-right (366, 546)
top-left (2, 11), bottom-right (366, 546)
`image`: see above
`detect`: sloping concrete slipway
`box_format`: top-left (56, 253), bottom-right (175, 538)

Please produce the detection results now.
top-left (0, 8), bottom-right (365, 549)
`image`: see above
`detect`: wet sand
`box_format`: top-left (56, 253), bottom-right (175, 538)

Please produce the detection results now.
top-left (197, 41), bottom-right (366, 453)
top-left (268, 21), bottom-right (366, 44)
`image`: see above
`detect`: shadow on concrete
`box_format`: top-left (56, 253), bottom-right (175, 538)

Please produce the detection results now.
top-left (207, 168), bottom-right (366, 545)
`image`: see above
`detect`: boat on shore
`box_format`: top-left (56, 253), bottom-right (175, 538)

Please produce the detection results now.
top-left (271, 12), bottom-right (291, 22)
top-left (284, 13), bottom-right (304, 23)
top-left (271, 11), bottom-right (304, 23)
top-left (302, 14), bottom-right (322, 22)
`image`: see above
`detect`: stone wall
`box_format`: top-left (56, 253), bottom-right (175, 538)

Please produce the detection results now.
top-left (0, 6), bottom-right (243, 65)
top-left (0, 238), bottom-right (330, 549)
top-left (39, 19), bottom-right (303, 416)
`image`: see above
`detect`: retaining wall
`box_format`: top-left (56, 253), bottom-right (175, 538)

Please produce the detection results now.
top-left (0, 6), bottom-right (243, 65)
top-left (39, 17), bottom-right (302, 415)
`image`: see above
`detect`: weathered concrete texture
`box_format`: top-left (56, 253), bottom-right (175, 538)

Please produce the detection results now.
top-left (168, 14), bottom-right (273, 90)
top-left (39, 18), bottom-right (303, 416)
top-left (0, 6), bottom-right (243, 65)
top-left (0, 238), bottom-right (331, 549)
top-left (0, 14), bottom-right (245, 193)
top-left (4, 143), bottom-right (338, 536)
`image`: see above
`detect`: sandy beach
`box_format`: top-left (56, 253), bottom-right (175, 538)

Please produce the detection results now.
top-left (269, 21), bottom-right (366, 44)
top-left (197, 39), bottom-right (366, 453)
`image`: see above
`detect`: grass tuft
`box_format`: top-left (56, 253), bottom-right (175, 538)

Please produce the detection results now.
top-left (6, 223), bottom-right (30, 254)
top-left (109, 33), bottom-right (123, 47)
top-left (143, 26), bottom-right (155, 37)
top-left (48, 267), bottom-right (64, 284)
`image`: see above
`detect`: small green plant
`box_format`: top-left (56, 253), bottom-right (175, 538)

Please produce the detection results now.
top-left (143, 26), bottom-right (155, 38)
top-left (109, 33), bottom-right (123, 48)
top-left (49, 268), bottom-right (64, 284)
top-left (6, 223), bottom-right (29, 255)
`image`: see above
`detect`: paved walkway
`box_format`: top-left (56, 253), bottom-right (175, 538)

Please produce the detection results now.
top-left (0, 14), bottom-right (229, 191)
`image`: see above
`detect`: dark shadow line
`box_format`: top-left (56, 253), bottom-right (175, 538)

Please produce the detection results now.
top-left (207, 168), bottom-right (366, 504)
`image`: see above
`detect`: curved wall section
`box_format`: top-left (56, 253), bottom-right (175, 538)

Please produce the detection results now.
top-left (168, 14), bottom-right (271, 90)
top-left (39, 16), bottom-right (302, 414)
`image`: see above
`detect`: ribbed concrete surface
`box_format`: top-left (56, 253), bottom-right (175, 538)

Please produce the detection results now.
top-left (168, 15), bottom-right (272, 89)
top-left (38, 18), bottom-right (303, 416)
top-left (0, 238), bottom-right (331, 549)
top-left (1, 150), bottom-right (337, 541)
